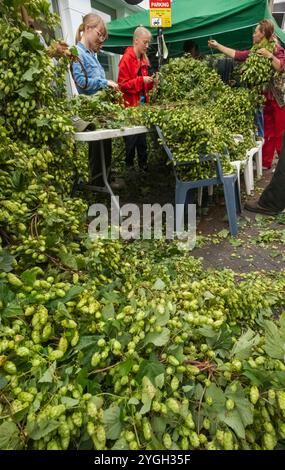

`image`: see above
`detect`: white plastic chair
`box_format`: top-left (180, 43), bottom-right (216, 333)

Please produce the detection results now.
top-left (254, 138), bottom-right (264, 179)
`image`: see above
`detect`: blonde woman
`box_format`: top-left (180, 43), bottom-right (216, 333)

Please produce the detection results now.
top-left (72, 13), bottom-right (118, 187)
top-left (118, 26), bottom-right (155, 171)
top-left (72, 13), bottom-right (118, 94)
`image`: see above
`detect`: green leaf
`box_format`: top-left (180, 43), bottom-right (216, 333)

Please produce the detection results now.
top-left (76, 336), bottom-right (97, 351)
top-left (206, 384), bottom-right (225, 405)
top-left (59, 252), bottom-right (78, 270)
top-left (136, 358), bottom-right (165, 383)
top-left (155, 309), bottom-right (170, 326)
top-left (225, 384), bottom-right (253, 428)
top-left (198, 325), bottom-right (217, 338)
top-left (76, 367), bottom-right (89, 388)
top-left (16, 84), bottom-right (34, 98)
top-left (2, 302), bottom-right (23, 317)
top-left (220, 410), bottom-right (246, 439)
top-left (194, 383), bottom-right (204, 401)
top-left (69, 46), bottom-right (78, 56)
top-left (0, 250), bottom-right (14, 272)
top-left (61, 397), bottom-right (79, 408)
top-left (203, 290), bottom-right (215, 300)
top-left (217, 229), bottom-right (229, 238)
top-left (264, 319), bottom-right (285, 360)
top-left (116, 359), bottom-right (133, 377)
top-left (19, 31), bottom-right (44, 51)
top-left (128, 397), bottom-right (139, 405)
top-left (38, 362), bottom-right (56, 383)
top-left (155, 373), bottom-right (164, 389)
top-left (111, 437), bottom-right (129, 450)
top-left (144, 327), bottom-right (170, 346)
top-left (103, 405), bottom-right (122, 440)
top-left (49, 286), bottom-right (84, 308)
top-left (141, 376), bottom-right (156, 414)
top-left (151, 416), bottom-right (167, 435)
top-left (22, 65), bottom-right (41, 82)
top-left (35, 117), bottom-right (49, 128)
top-left (230, 329), bottom-right (260, 360)
top-left (0, 374), bottom-right (8, 390)
top-left (21, 269), bottom-right (38, 286)
top-left (243, 365), bottom-right (273, 387)
top-left (102, 303), bottom-right (115, 320)
top-left (0, 422), bottom-right (21, 450)
top-left (26, 419), bottom-right (59, 440)
top-left (0, 283), bottom-right (15, 304)
top-left (153, 278), bottom-right (165, 290)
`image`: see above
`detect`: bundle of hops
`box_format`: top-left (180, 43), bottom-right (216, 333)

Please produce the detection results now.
top-left (240, 39), bottom-right (275, 90)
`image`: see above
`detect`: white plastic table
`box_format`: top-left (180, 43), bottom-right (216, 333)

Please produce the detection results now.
top-left (74, 126), bottom-right (148, 216)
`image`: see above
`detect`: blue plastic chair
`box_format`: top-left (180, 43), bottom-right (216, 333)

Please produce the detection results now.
top-left (155, 125), bottom-right (241, 236)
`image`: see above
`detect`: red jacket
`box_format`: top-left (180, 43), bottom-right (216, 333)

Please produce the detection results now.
top-left (118, 46), bottom-right (153, 108)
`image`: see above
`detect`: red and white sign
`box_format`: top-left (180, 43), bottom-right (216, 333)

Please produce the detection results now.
top-left (149, 0), bottom-right (172, 28)
top-left (150, 1), bottom-right (170, 7)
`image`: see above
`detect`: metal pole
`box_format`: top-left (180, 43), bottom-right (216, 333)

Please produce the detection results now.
top-left (157, 27), bottom-right (163, 69)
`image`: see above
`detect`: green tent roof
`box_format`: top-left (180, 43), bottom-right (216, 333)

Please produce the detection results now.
top-left (104, 0), bottom-right (285, 57)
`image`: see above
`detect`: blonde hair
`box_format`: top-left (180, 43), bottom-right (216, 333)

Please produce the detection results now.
top-left (75, 13), bottom-right (107, 44)
top-left (133, 26), bottom-right (152, 63)
top-left (134, 26), bottom-right (152, 41)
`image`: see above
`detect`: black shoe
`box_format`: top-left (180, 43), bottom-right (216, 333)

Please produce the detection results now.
top-left (244, 200), bottom-right (279, 216)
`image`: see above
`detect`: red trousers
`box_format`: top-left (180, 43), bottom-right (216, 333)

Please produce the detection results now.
top-left (262, 97), bottom-right (285, 168)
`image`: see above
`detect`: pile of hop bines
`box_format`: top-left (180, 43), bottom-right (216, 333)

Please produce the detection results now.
top-left (1, 1), bottom-right (285, 451)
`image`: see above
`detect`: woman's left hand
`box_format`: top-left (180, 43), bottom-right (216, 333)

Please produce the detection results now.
top-left (256, 48), bottom-right (273, 59)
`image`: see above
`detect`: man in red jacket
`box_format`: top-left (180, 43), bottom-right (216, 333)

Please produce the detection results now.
top-left (118, 26), bottom-right (155, 171)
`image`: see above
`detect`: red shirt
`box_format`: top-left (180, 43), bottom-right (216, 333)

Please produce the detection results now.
top-left (235, 44), bottom-right (285, 101)
top-left (118, 46), bottom-right (153, 108)
top-left (235, 43), bottom-right (285, 67)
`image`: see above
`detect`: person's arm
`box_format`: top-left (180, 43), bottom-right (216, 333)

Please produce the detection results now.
top-left (208, 39), bottom-right (236, 58)
top-left (257, 47), bottom-right (284, 72)
top-left (118, 56), bottom-right (146, 94)
top-left (71, 58), bottom-right (108, 93)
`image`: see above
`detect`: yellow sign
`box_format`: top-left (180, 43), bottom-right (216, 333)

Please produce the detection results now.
top-left (150, 9), bottom-right (172, 28)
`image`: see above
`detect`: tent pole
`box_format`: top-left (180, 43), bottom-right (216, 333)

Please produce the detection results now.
top-left (157, 27), bottom-right (163, 69)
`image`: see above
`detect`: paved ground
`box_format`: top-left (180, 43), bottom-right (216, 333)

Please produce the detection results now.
top-left (87, 141), bottom-right (285, 273)
top-left (193, 168), bottom-right (285, 272)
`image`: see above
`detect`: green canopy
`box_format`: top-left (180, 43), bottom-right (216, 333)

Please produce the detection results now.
top-left (104, 0), bottom-right (285, 57)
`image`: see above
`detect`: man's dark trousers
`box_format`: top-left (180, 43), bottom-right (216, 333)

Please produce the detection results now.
top-left (124, 134), bottom-right (147, 167)
top-left (259, 132), bottom-right (285, 211)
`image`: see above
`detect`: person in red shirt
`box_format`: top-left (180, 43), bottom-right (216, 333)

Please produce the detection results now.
top-left (208, 20), bottom-right (285, 170)
top-left (118, 26), bottom-right (155, 171)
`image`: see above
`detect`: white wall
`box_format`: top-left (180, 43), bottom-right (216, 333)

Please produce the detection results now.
top-left (58, 0), bottom-right (92, 45)
top-left (58, 0), bottom-right (145, 46)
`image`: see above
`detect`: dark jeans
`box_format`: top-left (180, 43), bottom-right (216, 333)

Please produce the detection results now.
top-left (88, 139), bottom-right (112, 187)
top-left (254, 107), bottom-right (264, 138)
top-left (259, 132), bottom-right (285, 211)
top-left (124, 134), bottom-right (147, 167)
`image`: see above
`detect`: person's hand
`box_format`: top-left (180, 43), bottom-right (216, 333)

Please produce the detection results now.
top-left (256, 48), bottom-right (274, 59)
top-left (107, 80), bottom-right (119, 91)
top-left (208, 39), bottom-right (219, 49)
top-left (152, 73), bottom-right (159, 86)
top-left (47, 41), bottom-right (71, 59)
top-left (143, 76), bottom-right (154, 84)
